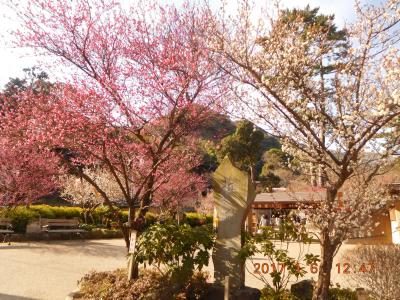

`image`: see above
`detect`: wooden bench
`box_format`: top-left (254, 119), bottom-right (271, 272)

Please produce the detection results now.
top-left (0, 218), bottom-right (14, 244)
top-left (41, 218), bottom-right (85, 237)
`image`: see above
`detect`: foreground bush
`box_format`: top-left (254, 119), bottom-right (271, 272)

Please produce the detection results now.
top-left (290, 280), bottom-right (359, 300)
top-left (77, 269), bottom-right (210, 300)
top-left (239, 221), bottom-right (319, 295)
top-left (261, 286), bottom-right (297, 300)
top-left (134, 222), bottom-right (214, 283)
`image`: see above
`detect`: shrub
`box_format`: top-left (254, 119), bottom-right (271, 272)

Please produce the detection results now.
top-left (184, 212), bottom-right (213, 227)
top-left (261, 286), bottom-right (296, 300)
top-left (239, 221), bottom-right (319, 295)
top-left (0, 206), bottom-right (39, 233)
top-left (144, 212), bottom-right (156, 227)
top-left (134, 222), bottom-right (214, 284)
top-left (29, 205), bottom-right (57, 219)
top-left (0, 205), bottom-right (85, 232)
top-left (120, 210), bottom-right (129, 223)
top-left (289, 283), bottom-right (357, 300)
top-left (78, 268), bottom-right (171, 300)
top-left (78, 223), bottom-right (98, 231)
top-left (205, 214), bottom-right (213, 224)
top-left (30, 205), bottom-right (81, 219)
top-left (90, 206), bottom-right (111, 225)
top-left (89, 208), bottom-right (154, 228)
top-left (78, 268), bottom-right (210, 300)
top-left (0, 205), bottom-right (204, 232)
top-left (328, 287), bottom-right (357, 300)
top-left (183, 271), bottom-right (210, 300)
top-left (55, 206), bottom-right (82, 219)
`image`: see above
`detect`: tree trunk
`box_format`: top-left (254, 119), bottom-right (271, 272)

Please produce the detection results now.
top-left (127, 229), bottom-right (139, 280)
top-left (127, 177), bottom-right (153, 280)
top-left (126, 205), bottom-right (148, 280)
top-left (313, 188), bottom-right (340, 300)
top-left (313, 231), bottom-right (338, 300)
top-left (83, 210), bottom-right (88, 224)
top-left (121, 224), bottom-right (130, 249)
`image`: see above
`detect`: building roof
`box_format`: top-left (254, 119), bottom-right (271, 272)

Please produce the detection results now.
top-left (255, 191), bottom-right (325, 203)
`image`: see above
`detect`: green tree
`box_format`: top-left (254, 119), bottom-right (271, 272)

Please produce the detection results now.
top-left (259, 148), bottom-right (300, 189)
top-left (196, 139), bottom-right (219, 173)
top-left (262, 148), bottom-right (290, 172)
top-left (259, 172), bottom-right (281, 191)
top-left (280, 6), bottom-right (348, 76)
top-left (197, 118), bottom-right (280, 174)
top-left (1, 67), bottom-right (51, 111)
top-left (216, 120), bottom-right (264, 180)
top-left (3, 67), bottom-right (50, 96)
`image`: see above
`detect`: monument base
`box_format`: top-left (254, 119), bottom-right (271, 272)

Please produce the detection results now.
top-left (204, 285), bottom-right (261, 300)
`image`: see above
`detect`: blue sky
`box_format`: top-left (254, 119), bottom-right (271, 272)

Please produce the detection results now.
top-left (0, 0), bottom-right (382, 87)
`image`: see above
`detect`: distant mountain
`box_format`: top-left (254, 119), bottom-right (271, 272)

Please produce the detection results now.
top-left (196, 110), bottom-right (236, 142)
top-left (194, 109), bottom-right (281, 174)
top-left (196, 110), bottom-right (281, 150)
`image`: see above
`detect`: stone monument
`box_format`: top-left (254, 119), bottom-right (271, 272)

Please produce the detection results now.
top-left (212, 156), bottom-right (256, 289)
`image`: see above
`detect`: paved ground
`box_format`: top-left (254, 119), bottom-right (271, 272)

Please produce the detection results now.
top-left (0, 239), bottom-right (127, 300)
top-left (0, 239), bottom-right (361, 300)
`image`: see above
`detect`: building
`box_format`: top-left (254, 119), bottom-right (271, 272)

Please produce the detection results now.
top-left (247, 187), bottom-right (400, 245)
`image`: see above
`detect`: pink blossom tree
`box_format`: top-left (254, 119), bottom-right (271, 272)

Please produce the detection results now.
top-left (0, 71), bottom-right (59, 206)
top-left (0, 138), bottom-right (59, 205)
top-left (6, 0), bottom-right (227, 278)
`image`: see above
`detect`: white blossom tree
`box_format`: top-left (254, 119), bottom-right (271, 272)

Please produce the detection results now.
top-left (210, 1), bottom-right (400, 298)
top-left (60, 168), bottom-right (125, 224)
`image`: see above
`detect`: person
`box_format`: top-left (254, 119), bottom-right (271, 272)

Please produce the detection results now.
top-left (298, 211), bottom-right (306, 224)
top-left (259, 214), bottom-right (268, 227)
top-left (257, 214), bottom-right (268, 234)
top-left (275, 213), bottom-right (281, 227)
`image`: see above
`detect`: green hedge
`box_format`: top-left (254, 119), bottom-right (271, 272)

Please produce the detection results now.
top-left (0, 205), bottom-right (83, 233)
top-left (0, 205), bottom-right (158, 233)
top-left (0, 205), bottom-right (207, 233)
top-left (30, 205), bottom-right (82, 219)
top-left (184, 212), bottom-right (213, 227)
top-left (0, 206), bottom-right (40, 233)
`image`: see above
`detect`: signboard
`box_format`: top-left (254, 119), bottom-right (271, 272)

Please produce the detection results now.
top-left (128, 231), bottom-right (137, 254)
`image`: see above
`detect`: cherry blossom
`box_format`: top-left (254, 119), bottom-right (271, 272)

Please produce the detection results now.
top-left (6, 0), bottom-right (228, 279)
top-left (210, 0), bottom-right (400, 298)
